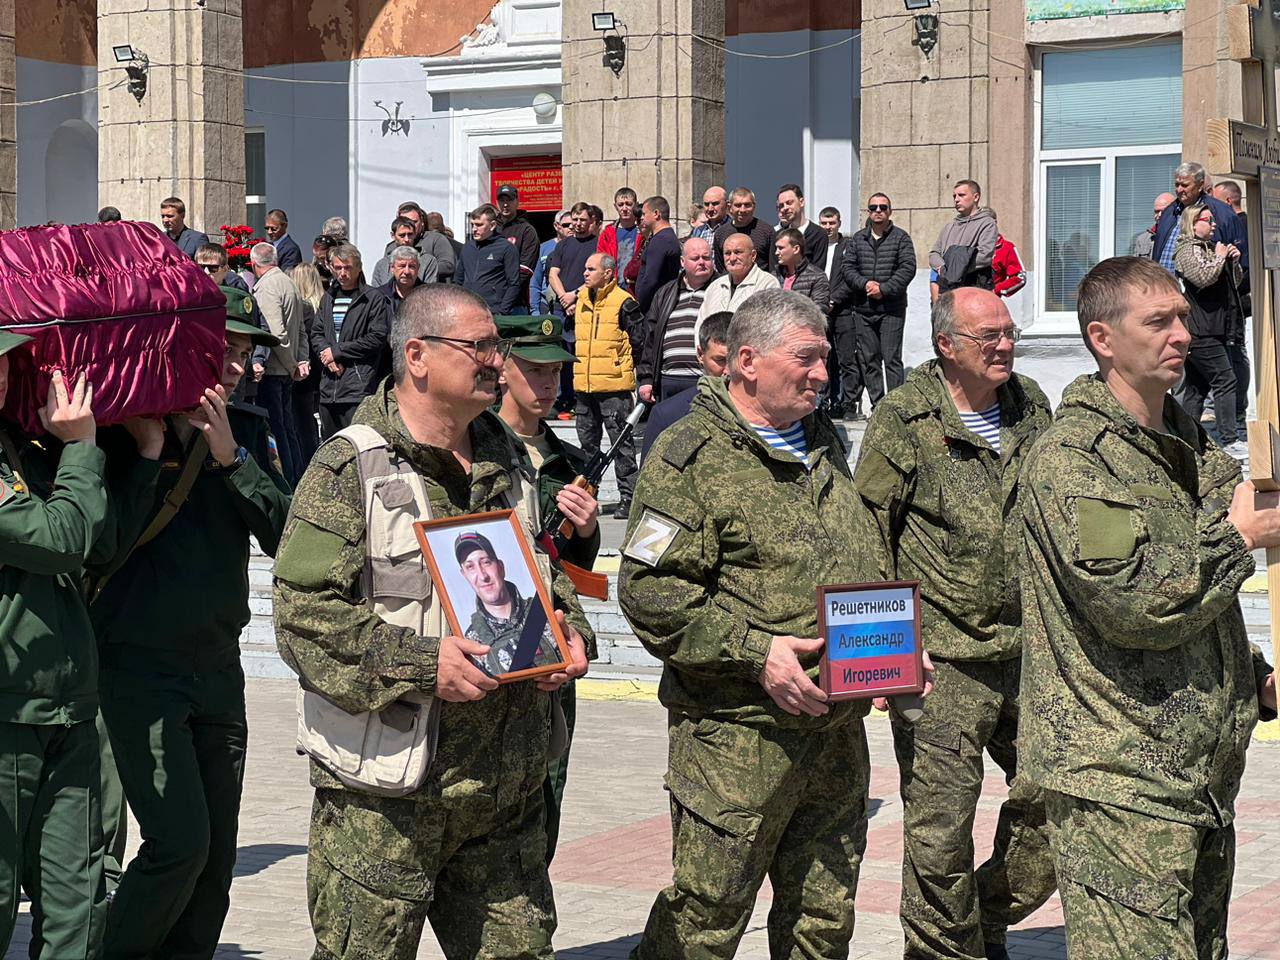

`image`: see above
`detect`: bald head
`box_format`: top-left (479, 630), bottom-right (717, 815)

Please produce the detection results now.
top-left (1154, 192), bottom-right (1176, 222)
top-left (932, 287), bottom-right (1018, 394)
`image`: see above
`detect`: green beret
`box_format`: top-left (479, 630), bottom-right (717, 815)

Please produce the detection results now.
top-left (219, 285), bottom-right (278, 347)
top-left (494, 314), bottom-right (576, 364)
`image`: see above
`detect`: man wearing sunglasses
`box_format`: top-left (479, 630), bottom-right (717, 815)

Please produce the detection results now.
top-left (841, 193), bottom-right (917, 412)
top-left (855, 287), bottom-right (1057, 960)
top-left (276, 283), bottom-right (590, 958)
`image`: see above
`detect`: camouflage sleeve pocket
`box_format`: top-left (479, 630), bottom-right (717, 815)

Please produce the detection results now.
top-left (1073, 497), bottom-right (1140, 562)
top-left (853, 448), bottom-right (905, 508)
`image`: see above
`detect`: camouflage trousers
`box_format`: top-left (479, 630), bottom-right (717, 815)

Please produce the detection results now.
top-left (1046, 792), bottom-right (1235, 960)
top-left (891, 657), bottom-right (1056, 959)
top-left (307, 784), bottom-right (555, 960)
top-left (633, 712), bottom-right (870, 960)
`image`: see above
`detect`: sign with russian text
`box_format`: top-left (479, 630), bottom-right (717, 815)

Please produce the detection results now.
top-left (490, 155), bottom-right (563, 212)
top-left (817, 581), bottom-right (924, 701)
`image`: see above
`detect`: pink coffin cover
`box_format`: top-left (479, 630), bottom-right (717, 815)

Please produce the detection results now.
top-left (0, 220), bottom-right (226, 434)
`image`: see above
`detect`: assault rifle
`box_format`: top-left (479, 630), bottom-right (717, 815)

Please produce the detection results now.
top-left (535, 403), bottom-right (645, 600)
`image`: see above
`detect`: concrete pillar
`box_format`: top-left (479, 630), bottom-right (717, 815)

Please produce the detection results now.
top-left (97, 0), bottom-right (244, 234)
top-left (561, 0), bottom-right (725, 230)
top-left (0, 0), bottom-right (15, 229)
top-left (859, 0), bottom-right (993, 266)
top-left (1183, 0), bottom-right (1249, 172)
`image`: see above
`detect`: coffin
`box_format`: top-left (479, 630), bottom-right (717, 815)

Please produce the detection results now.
top-left (0, 220), bottom-right (225, 434)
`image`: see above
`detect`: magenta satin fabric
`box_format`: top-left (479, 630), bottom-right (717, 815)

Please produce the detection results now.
top-left (0, 221), bottom-right (225, 433)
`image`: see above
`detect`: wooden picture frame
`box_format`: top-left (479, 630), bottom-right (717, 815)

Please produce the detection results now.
top-left (413, 509), bottom-right (571, 684)
top-left (817, 580), bottom-right (925, 701)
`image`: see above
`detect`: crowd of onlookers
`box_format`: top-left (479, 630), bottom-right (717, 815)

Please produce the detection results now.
top-left (109, 176), bottom-right (1035, 500)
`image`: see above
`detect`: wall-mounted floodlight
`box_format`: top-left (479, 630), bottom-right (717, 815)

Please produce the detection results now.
top-left (904, 0), bottom-right (933, 9)
top-left (592, 12), bottom-right (616, 31)
top-left (112, 44), bottom-right (136, 63)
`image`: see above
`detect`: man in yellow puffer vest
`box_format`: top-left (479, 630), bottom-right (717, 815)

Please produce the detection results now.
top-left (574, 251), bottom-right (643, 517)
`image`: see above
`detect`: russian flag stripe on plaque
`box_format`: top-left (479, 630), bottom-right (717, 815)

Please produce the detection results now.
top-left (819, 582), bottom-right (923, 699)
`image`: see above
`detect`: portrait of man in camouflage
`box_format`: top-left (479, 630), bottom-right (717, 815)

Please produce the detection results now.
top-left (452, 528), bottom-right (561, 677)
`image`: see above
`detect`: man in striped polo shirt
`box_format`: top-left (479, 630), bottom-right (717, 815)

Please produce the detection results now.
top-left (637, 236), bottom-right (716, 404)
top-left (853, 287), bottom-right (1057, 960)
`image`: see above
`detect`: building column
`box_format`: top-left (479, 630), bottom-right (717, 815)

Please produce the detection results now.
top-left (1183, 0), bottom-right (1249, 170)
top-left (561, 0), bottom-right (725, 228)
top-left (0, 0), bottom-right (16, 229)
top-left (860, 0), bottom-right (993, 266)
top-left (97, 0), bottom-right (245, 234)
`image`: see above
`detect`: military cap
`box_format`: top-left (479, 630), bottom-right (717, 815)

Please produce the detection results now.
top-left (495, 314), bottom-right (576, 364)
top-left (454, 531), bottom-right (498, 564)
top-left (219, 285), bottom-right (278, 347)
top-left (0, 330), bottom-right (32, 359)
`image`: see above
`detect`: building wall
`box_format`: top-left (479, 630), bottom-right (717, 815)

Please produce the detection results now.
top-left (15, 58), bottom-right (96, 226)
top-left (724, 29), bottom-right (858, 219)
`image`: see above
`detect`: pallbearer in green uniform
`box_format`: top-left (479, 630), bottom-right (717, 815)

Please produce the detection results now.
top-left (91, 288), bottom-right (292, 959)
top-left (495, 313), bottom-right (600, 862)
top-left (0, 335), bottom-right (112, 957)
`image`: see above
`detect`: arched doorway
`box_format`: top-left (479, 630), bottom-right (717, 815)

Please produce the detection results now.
top-left (45, 119), bottom-right (97, 225)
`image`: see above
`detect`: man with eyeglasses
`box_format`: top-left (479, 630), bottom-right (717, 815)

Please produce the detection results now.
top-left (531, 210), bottom-right (571, 314)
top-left (855, 287), bottom-right (1057, 960)
top-left (276, 283), bottom-right (590, 958)
top-left (196, 242), bottom-right (272, 396)
top-left (621, 288), bottom-right (935, 958)
top-left (841, 193), bottom-right (916, 412)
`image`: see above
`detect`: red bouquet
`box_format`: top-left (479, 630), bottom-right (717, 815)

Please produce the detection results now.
top-left (219, 224), bottom-right (261, 269)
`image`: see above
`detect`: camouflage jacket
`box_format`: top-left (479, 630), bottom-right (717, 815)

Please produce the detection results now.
top-left (854, 360), bottom-right (1051, 661)
top-left (273, 380), bottom-right (591, 804)
top-left (619, 376), bottom-right (884, 729)
top-left (464, 581), bottom-right (561, 676)
top-left (1020, 374), bottom-right (1274, 827)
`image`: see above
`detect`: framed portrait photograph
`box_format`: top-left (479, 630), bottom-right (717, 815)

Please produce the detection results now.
top-left (413, 509), bottom-right (572, 683)
top-left (817, 580), bottom-right (925, 701)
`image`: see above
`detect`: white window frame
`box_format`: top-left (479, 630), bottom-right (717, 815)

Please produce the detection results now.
top-left (1031, 45), bottom-right (1181, 336)
top-left (245, 126), bottom-right (267, 230)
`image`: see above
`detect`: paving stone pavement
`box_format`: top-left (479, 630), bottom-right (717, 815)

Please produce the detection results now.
top-left (8, 679), bottom-right (1280, 959)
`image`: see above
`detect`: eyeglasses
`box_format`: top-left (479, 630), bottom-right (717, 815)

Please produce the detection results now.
top-left (951, 327), bottom-right (1022, 349)
top-left (868, 204), bottom-right (890, 213)
top-left (417, 335), bottom-right (513, 362)
top-left (197, 263), bottom-right (221, 273)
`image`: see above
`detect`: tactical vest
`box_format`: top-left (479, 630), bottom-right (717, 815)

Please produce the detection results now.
top-left (295, 422), bottom-right (566, 797)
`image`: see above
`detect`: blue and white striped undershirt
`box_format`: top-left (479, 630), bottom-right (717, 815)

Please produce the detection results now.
top-left (751, 422), bottom-right (809, 465)
top-left (957, 403), bottom-right (1002, 453)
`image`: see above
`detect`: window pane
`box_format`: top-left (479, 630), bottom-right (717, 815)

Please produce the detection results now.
top-left (1115, 153), bottom-right (1179, 257)
top-left (1043, 44), bottom-right (1182, 150)
top-left (1045, 164), bottom-right (1101, 313)
top-left (246, 202), bottom-right (266, 238)
top-left (244, 130), bottom-right (266, 198)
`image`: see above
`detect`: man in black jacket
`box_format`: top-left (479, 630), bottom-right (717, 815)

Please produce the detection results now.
top-left (712, 188), bottom-right (775, 272)
top-left (822, 207), bottom-right (863, 420)
top-left (457, 204), bottom-right (521, 317)
top-left (496, 185), bottom-right (541, 312)
top-left (842, 192), bottom-right (917, 408)
top-left (637, 236), bottom-right (716, 403)
top-left (310, 243), bottom-right (394, 437)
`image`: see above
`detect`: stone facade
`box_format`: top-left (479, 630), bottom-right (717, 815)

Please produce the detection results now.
top-left (96, 0), bottom-right (245, 234)
top-left (859, 0), bottom-right (996, 266)
top-left (561, 0), bottom-right (726, 226)
top-left (1, 0), bottom-right (15, 229)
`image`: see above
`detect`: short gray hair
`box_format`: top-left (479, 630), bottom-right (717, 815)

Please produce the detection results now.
top-left (1175, 161), bottom-right (1206, 184)
top-left (391, 285), bottom-right (490, 383)
top-left (596, 253), bottom-right (617, 272)
top-left (329, 243), bottom-right (361, 268)
top-left (727, 289), bottom-right (827, 374)
top-left (390, 245), bottom-right (420, 266)
top-left (931, 291), bottom-right (960, 357)
top-left (250, 242), bottom-right (277, 267)
top-left (322, 216), bottom-right (348, 239)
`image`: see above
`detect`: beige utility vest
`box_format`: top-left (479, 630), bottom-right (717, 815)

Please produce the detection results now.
top-left (295, 423), bottom-right (561, 797)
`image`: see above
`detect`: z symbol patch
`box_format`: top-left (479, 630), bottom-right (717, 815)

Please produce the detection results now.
top-left (623, 509), bottom-right (682, 567)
